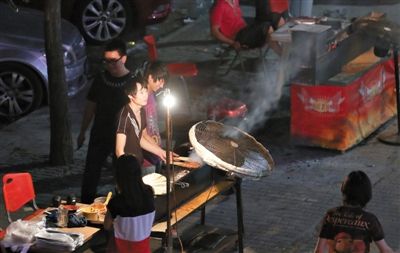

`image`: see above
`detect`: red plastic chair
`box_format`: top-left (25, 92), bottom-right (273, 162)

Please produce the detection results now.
top-left (2, 173), bottom-right (41, 223)
top-left (0, 227), bottom-right (5, 240)
top-left (143, 34), bottom-right (198, 77)
top-left (143, 34), bottom-right (158, 62)
top-left (0, 214), bottom-right (5, 247)
top-left (143, 34), bottom-right (198, 114)
top-left (0, 229), bottom-right (5, 253)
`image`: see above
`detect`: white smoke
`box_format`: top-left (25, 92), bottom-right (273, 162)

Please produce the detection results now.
top-left (232, 46), bottom-right (308, 134)
top-left (188, 149), bottom-right (205, 166)
top-left (236, 63), bottom-right (285, 133)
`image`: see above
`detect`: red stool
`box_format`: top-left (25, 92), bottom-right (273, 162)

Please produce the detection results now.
top-left (0, 228), bottom-right (5, 239)
top-left (143, 35), bottom-right (198, 114)
top-left (207, 97), bottom-right (247, 121)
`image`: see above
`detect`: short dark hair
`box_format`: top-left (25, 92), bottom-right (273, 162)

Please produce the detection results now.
top-left (123, 74), bottom-right (146, 96)
top-left (144, 61), bottom-right (169, 83)
top-left (341, 170), bottom-right (372, 208)
top-left (104, 39), bottom-right (127, 56)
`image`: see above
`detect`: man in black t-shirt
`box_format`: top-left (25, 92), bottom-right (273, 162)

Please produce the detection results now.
top-left (319, 206), bottom-right (385, 253)
top-left (77, 39), bottom-right (132, 204)
top-left (115, 76), bottom-right (167, 166)
top-left (314, 171), bottom-right (395, 253)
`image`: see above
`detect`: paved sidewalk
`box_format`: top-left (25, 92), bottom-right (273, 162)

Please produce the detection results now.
top-left (1, 2), bottom-right (400, 253)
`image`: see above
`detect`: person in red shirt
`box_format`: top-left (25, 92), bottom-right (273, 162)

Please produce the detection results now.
top-left (255, 0), bottom-right (289, 30)
top-left (210, 0), bottom-right (281, 55)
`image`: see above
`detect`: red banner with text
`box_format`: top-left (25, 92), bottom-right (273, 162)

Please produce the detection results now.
top-left (291, 58), bottom-right (397, 151)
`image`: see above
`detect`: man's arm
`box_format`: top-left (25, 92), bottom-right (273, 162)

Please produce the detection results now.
top-left (211, 25), bottom-right (241, 50)
top-left (375, 239), bottom-right (395, 253)
top-left (115, 133), bottom-right (127, 158)
top-left (77, 100), bottom-right (96, 149)
top-left (140, 135), bottom-right (166, 162)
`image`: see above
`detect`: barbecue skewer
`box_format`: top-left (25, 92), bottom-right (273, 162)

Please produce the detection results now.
top-left (173, 156), bottom-right (191, 162)
top-left (171, 161), bottom-right (201, 169)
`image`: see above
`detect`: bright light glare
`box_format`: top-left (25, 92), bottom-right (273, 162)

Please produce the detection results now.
top-left (163, 93), bottom-right (176, 108)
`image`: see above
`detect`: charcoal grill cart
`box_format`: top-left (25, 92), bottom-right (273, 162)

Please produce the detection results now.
top-left (272, 13), bottom-right (399, 151)
top-left (151, 120), bottom-right (274, 253)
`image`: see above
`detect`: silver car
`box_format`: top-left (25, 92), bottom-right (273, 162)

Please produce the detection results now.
top-left (0, 2), bottom-right (87, 119)
top-left (12, 0), bottom-right (172, 44)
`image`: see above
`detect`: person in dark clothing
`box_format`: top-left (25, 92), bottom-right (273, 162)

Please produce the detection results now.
top-left (314, 170), bottom-right (395, 253)
top-left (255, 0), bottom-right (289, 30)
top-left (141, 61), bottom-right (169, 171)
top-left (77, 39), bottom-right (133, 204)
top-left (104, 154), bottom-right (155, 253)
top-left (143, 61), bottom-right (168, 150)
top-left (115, 75), bottom-right (167, 165)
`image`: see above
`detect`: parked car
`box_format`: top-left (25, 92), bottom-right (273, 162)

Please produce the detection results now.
top-left (10, 0), bottom-right (172, 44)
top-left (0, 2), bottom-right (87, 119)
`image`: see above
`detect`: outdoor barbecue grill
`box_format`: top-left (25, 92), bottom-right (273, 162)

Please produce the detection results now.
top-left (150, 120), bottom-right (272, 252)
top-left (289, 13), bottom-right (382, 84)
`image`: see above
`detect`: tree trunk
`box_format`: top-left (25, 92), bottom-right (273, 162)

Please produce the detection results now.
top-left (44, 0), bottom-right (73, 165)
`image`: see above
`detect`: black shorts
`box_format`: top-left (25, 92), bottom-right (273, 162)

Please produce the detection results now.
top-left (235, 22), bottom-right (270, 49)
top-left (269, 10), bottom-right (289, 30)
top-left (255, 0), bottom-right (289, 30)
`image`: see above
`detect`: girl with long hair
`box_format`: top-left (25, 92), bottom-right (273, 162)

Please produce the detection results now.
top-left (104, 154), bottom-right (155, 253)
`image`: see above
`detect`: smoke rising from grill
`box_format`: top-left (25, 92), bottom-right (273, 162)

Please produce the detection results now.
top-left (224, 47), bottom-right (309, 135)
top-left (188, 150), bottom-right (205, 166)
top-left (236, 66), bottom-right (285, 133)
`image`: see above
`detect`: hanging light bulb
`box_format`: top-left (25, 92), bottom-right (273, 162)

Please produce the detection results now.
top-left (162, 88), bottom-right (176, 108)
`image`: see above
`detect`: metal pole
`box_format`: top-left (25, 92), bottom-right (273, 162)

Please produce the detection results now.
top-left (200, 206), bottom-right (206, 225)
top-left (165, 95), bottom-right (173, 253)
top-left (393, 49), bottom-right (400, 134)
top-left (235, 177), bottom-right (244, 253)
top-left (378, 48), bottom-right (400, 145)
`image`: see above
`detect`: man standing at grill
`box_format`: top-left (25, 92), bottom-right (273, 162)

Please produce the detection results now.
top-left (115, 75), bottom-right (167, 165)
top-left (77, 39), bottom-right (132, 204)
top-left (210, 0), bottom-right (281, 55)
top-left (141, 61), bottom-right (169, 172)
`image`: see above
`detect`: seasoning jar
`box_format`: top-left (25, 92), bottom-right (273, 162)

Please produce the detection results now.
top-left (57, 205), bottom-right (69, 228)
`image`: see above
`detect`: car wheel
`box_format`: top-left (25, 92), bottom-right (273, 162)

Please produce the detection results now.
top-left (75, 0), bottom-right (132, 44)
top-left (0, 63), bottom-right (43, 119)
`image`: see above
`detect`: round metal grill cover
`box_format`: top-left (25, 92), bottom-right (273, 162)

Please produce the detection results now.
top-left (189, 121), bottom-right (274, 178)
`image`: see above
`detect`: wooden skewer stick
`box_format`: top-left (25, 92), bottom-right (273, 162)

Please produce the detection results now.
top-left (172, 161), bottom-right (201, 169)
top-left (173, 156), bottom-right (191, 162)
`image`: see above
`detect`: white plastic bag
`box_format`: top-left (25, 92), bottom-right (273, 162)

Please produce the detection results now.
top-left (1, 219), bottom-right (45, 252)
top-left (35, 229), bottom-right (83, 251)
